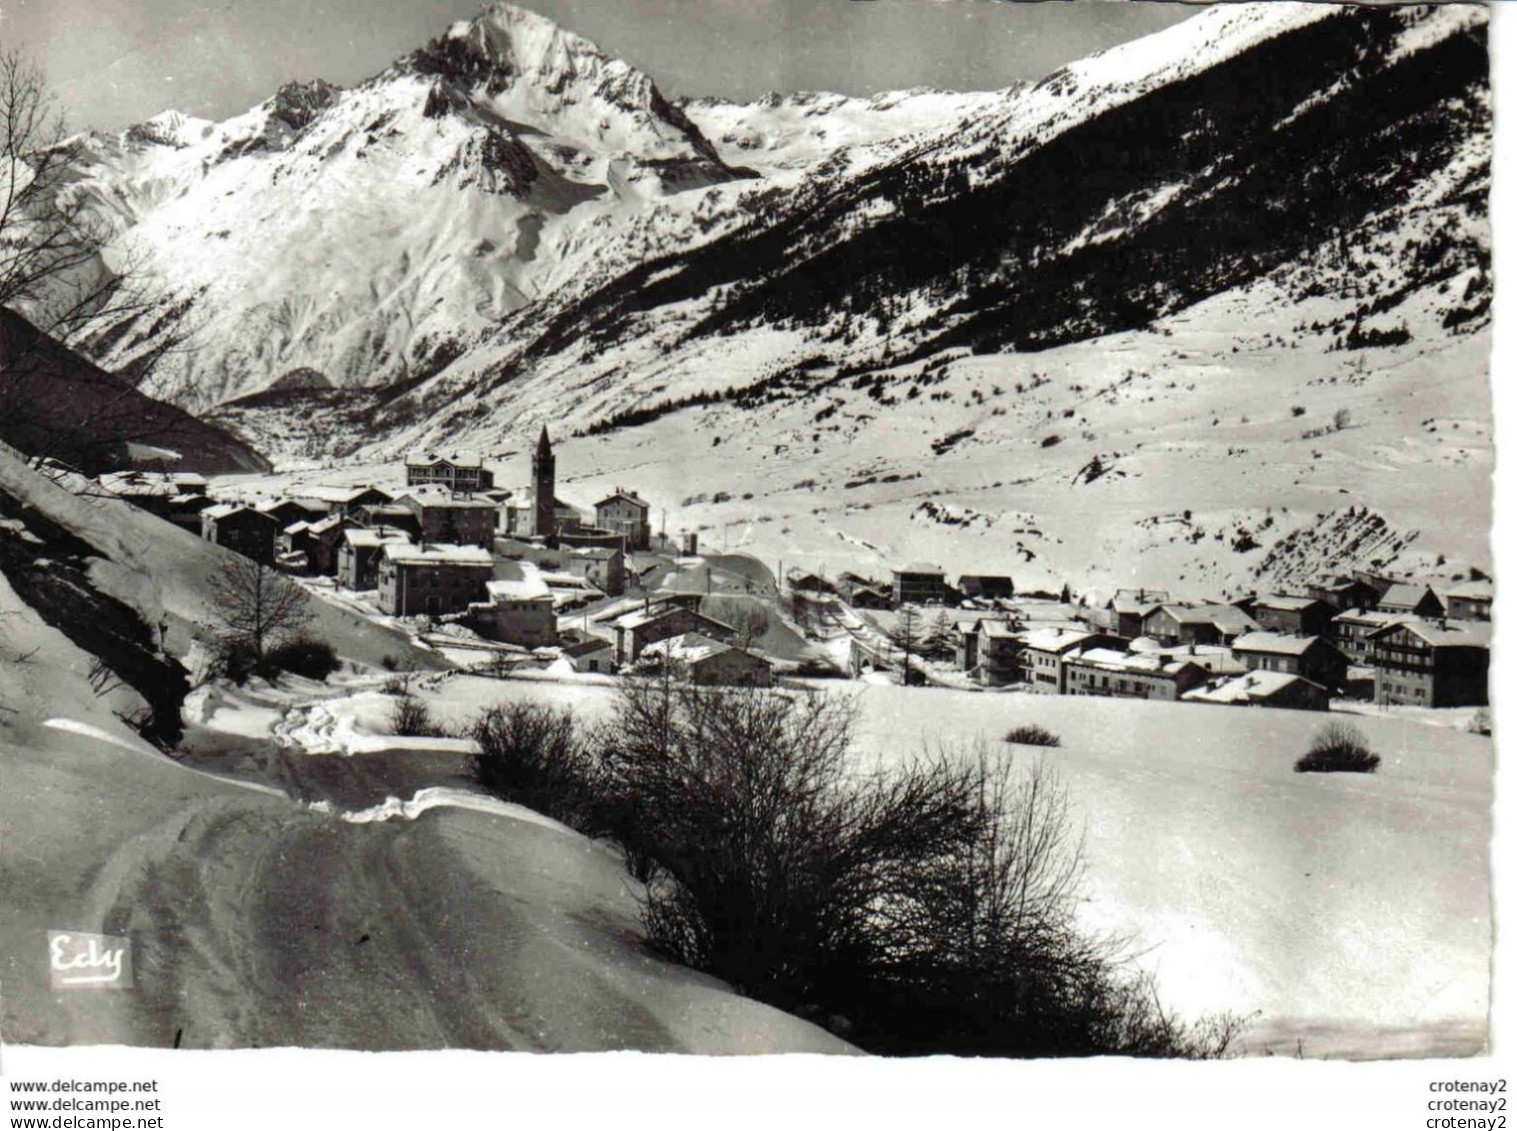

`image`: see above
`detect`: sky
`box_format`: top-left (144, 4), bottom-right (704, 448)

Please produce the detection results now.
top-left (0, 0), bottom-right (1198, 133)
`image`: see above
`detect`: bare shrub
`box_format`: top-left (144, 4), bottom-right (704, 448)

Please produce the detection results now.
top-left (1005, 723), bottom-right (1061, 747)
top-left (469, 701), bottom-right (595, 829)
top-left (390, 693), bottom-right (447, 738)
top-left (1295, 721), bottom-right (1380, 774)
top-left (592, 678), bottom-right (1242, 1057)
top-left (264, 636), bottom-right (340, 681)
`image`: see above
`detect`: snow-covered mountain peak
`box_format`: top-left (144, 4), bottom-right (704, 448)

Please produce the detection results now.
top-left (122, 109), bottom-right (214, 149)
top-left (403, 3), bottom-right (726, 171)
top-left (446, 3), bottom-right (613, 86)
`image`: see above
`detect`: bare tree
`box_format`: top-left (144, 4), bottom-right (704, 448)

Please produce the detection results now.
top-left (728, 603), bottom-right (769, 651)
top-left (890, 604), bottom-right (922, 685)
top-left (0, 49), bottom-right (121, 336)
top-left (0, 48), bottom-right (203, 468)
top-left (209, 553), bottom-right (314, 666)
top-left (922, 609), bottom-right (957, 662)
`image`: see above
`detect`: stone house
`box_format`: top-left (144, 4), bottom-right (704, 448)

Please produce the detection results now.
top-left (565, 546), bottom-right (626, 596)
top-left (280, 513), bottom-right (350, 576)
top-left (611, 604), bottom-right (736, 665)
top-left (397, 492), bottom-right (498, 548)
top-left (469, 564), bottom-right (558, 649)
top-left (557, 630), bottom-right (617, 674)
top-left (594, 489), bottom-right (652, 552)
top-left (377, 543), bottom-right (494, 617)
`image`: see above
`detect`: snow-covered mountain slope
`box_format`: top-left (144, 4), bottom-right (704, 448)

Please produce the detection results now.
top-left (34, 2), bottom-right (1492, 592)
top-left (0, 308), bottom-right (269, 474)
top-left (681, 88), bottom-right (1013, 175)
top-left (43, 3), bottom-right (746, 410)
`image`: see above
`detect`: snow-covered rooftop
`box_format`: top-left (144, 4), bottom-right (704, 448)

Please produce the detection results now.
top-left (1447, 580), bottom-right (1493, 600)
top-left (1068, 647), bottom-right (1195, 677)
top-left (381, 542), bottom-right (493, 566)
top-left (1231, 632), bottom-right (1322, 657)
top-left (1022, 628), bottom-right (1100, 653)
top-left (1370, 620), bottom-right (1492, 649)
top-left (1185, 670), bottom-right (1325, 705)
top-left (406, 450), bottom-right (483, 469)
top-left (486, 561), bottom-right (551, 600)
top-left (1334, 607), bottom-right (1408, 627)
top-left (295, 484), bottom-right (390, 504)
top-left (643, 633), bottom-right (733, 664)
top-left (1254, 595), bottom-right (1328, 612)
top-left (343, 528), bottom-right (412, 548)
top-left (398, 490), bottom-right (497, 510)
top-left (1379, 582), bottom-right (1439, 609)
top-left (977, 620), bottom-right (1020, 639)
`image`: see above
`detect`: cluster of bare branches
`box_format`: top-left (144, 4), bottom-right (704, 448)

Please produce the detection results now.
top-left (208, 554), bottom-right (314, 675)
top-left (0, 49), bottom-right (119, 338)
top-left (0, 49), bottom-right (206, 470)
top-left (465, 673), bottom-right (1246, 1057)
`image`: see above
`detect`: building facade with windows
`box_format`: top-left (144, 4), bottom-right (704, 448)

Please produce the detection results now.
top-left (377, 543), bottom-right (494, 616)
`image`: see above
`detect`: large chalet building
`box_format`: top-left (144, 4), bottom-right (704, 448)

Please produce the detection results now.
top-left (892, 563), bottom-right (947, 607)
top-left (1366, 620), bottom-right (1491, 707)
top-left (404, 452), bottom-right (494, 494)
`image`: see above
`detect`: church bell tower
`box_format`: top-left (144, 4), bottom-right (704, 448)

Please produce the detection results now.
top-left (532, 425), bottom-right (556, 539)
